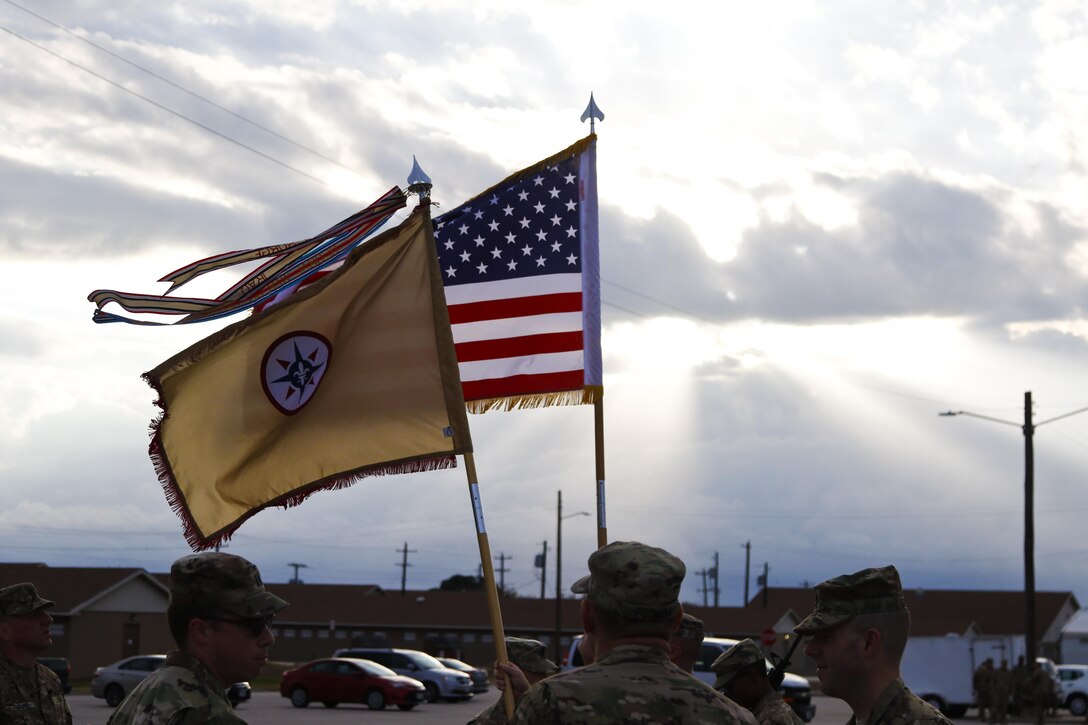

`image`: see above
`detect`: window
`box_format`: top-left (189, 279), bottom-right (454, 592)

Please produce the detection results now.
top-left (300, 629), bottom-right (313, 639)
top-left (48, 623), bottom-right (65, 637)
top-left (404, 632), bottom-right (416, 641)
top-left (284, 629), bottom-right (296, 638)
top-left (335, 630), bottom-right (347, 639)
top-left (317, 630), bottom-right (329, 639)
top-left (464, 633), bottom-right (477, 643)
top-left (310, 661), bottom-right (335, 674)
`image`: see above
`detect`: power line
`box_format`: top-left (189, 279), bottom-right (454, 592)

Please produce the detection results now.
top-left (0, 23), bottom-right (327, 186)
top-left (2, 0), bottom-right (364, 178)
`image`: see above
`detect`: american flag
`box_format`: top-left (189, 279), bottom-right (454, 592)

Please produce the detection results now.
top-left (433, 135), bottom-right (601, 410)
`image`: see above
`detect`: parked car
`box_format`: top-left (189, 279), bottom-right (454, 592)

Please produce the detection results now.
top-left (1057, 665), bottom-right (1088, 716)
top-left (437, 656), bottom-right (489, 693)
top-left (226, 681), bottom-right (252, 708)
top-left (36, 658), bottom-right (71, 694)
top-left (564, 634), bottom-right (814, 722)
top-left (92, 655), bottom-right (167, 707)
top-left (333, 647), bottom-right (474, 702)
top-left (91, 654), bottom-right (253, 709)
top-left (280, 657), bottom-right (426, 710)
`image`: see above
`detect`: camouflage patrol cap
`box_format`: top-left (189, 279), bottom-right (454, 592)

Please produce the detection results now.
top-left (711, 638), bottom-right (765, 690)
top-left (169, 552), bottom-right (288, 617)
top-left (794, 564), bottom-right (905, 634)
top-left (570, 541), bottom-right (684, 621)
top-left (505, 636), bottom-right (559, 675)
top-left (675, 613), bottom-right (704, 641)
top-left (0, 583), bottom-right (54, 616)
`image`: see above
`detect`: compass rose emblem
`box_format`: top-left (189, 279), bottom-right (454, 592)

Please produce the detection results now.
top-left (260, 332), bottom-right (332, 415)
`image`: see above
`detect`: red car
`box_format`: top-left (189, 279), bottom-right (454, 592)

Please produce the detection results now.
top-left (280, 657), bottom-right (427, 710)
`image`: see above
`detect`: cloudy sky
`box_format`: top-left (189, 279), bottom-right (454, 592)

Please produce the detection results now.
top-left (2, 1), bottom-right (1087, 613)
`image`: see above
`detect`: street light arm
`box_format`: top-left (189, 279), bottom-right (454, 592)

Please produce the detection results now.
top-left (938, 410), bottom-right (1021, 428)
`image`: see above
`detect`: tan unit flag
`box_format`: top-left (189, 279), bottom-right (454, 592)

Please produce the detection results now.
top-left (145, 207), bottom-right (472, 550)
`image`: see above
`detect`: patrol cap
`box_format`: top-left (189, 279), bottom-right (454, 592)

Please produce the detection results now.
top-left (711, 638), bottom-right (765, 690)
top-left (794, 565), bottom-right (905, 634)
top-left (570, 541), bottom-right (684, 621)
top-left (505, 636), bottom-right (559, 675)
top-left (0, 583), bottom-right (54, 616)
top-left (169, 552), bottom-right (288, 618)
top-left (675, 613), bottom-right (704, 641)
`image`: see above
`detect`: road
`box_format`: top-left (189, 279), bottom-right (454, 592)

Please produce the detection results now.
top-left (69, 690), bottom-right (1079, 724)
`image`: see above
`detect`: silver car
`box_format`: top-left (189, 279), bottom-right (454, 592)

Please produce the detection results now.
top-left (91, 654), bottom-right (167, 707)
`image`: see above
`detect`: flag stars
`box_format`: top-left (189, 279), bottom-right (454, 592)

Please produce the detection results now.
top-left (489, 195), bottom-right (499, 205)
top-left (474, 235), bottom-right (486, 247)
top-left (502, 205), bottom-right (514, 216)
top-left (505, 232), bottom-right (517, 244)
top-left (564, 172), bottom-right (576, 184)
top-left (535, 256), bottom-right (547, 267)
top-left (518, 217), bottom-right (531, 229)
top-left (473, 210), bottom-right (484, 220)
top-left (548, 187), bottom-right (560, 199)
top-left (507, 260), bottom-right (518, 271)
top-left (444, 239), bottom-right (455, 250)
top-left (491, 247), bottom-right (503, 259)
top-left (458, 223), bottom-right (469, 235)
top-left (564, 200), bottom-right (576, 212)
top-left (550, 213), bottom-right (562, 226)
top-left (521, 244), bottom-right (533, 256)
top-left (445, 266), bottom-right (457, 277)
top-left (517, 190), bottom-right (529, 202)
top-left (477, 262), bottom-right (489, 274)
top-left (533, 202), bottom-right (545, 214)
top-left (535, 230), bottom-right (548, 242)
top-left (459, 250), bottom-right (471, 262)
top-left (566, 253), bottom-right (578, 265)
top-left (532, 175), bottom-right (544, 186)
top-left (550, 241), bottom-right (562, 252)
top-left (565, 226), bottom-right (577, 238)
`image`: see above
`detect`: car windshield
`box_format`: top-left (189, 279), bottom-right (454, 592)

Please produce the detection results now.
top-left (439, 658), bottom-right (471, 671)
top-left (347, 659), bottom-right (398, 677)
top-left (403, 651), bottom-right (446, 670)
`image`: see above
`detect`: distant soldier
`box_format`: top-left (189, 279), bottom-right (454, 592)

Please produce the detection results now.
top-left (974, 658), bottom-right (994, 721)
top-left (509, 540), bottom-right (757, 725)
top-left (108, 552), bottom-right (288, 725)
top-left (469, 637), bottom-right (559, 725)
top-left (990, 659), bottom-right (1012, 724)
top-left (796, 565), bottom-right (952, 725)
top-left (1025, 662), bottom-right (1052, 725)
top-left (1011, 656), bottom-right (1027, 715)
top-left (712, 638), bottom-right (803, 725)
top-left (670, 613), bottom-right (705, 674)
top-left (0, 583), bottom-right (72, 724)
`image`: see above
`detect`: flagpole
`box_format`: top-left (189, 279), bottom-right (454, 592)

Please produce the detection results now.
top-left (463, 451), bottom-right (516, 718)
top-left (594, 397), bottom-right (607, 548)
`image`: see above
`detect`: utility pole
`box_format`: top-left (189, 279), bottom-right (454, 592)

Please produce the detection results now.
top-left (713, 551), bottom-right (720, 608)
top-left (496, 552), bottom-right (512, 596)
top-left (396, 542), bottom-right (416, 595)
top-left (537, 541), bottom-right (549, 599)
top-left (697, 568), bottom-right (708, 607)
top-left (554, 490), bottom-right (590, 663)
top-left (760, 562), bottom-right (769, 607)
top-left (940, 393), bottom-right (1088, 664)
top-left (743, 541), bottom-right (751, 605)
top-left (287, 562), bottom-right (307, 584)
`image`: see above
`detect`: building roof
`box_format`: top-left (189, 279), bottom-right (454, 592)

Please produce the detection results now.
top-left (0, 562), bottom-right (168, 614)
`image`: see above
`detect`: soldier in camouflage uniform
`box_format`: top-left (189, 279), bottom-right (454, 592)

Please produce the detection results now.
top-left (108, 552), bottom-right (288, 725)
top-left (713, 638), bottom-right (804, 725)
top-left (990, 660), bottom-right (1011, 724)
top-left (796, 565), bottom-right (952, 725)
top-left (974, 659), bottom-right (994, 721)
top-left (670, 613), bottom-right (705, 673)
top-left (509, 540), bottom-right (757, 725)
top-left (0, 583), bottom-right (72, 725)
top-left (469, 637), bottom-right (559, 725)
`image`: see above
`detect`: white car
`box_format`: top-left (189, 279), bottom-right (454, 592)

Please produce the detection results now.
top-left (91, 655), bottom-right (167, 707)
top-left (1057, 665), bottom-right (1088, 717)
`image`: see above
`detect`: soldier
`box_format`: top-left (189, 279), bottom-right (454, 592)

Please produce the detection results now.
top-left (974, 658), bottom-right (994, 721)
top-left (108, 552), bottom-right (289, 725)
top-left (1025, 662), bottom-right (1051, 725)
top-left (1011, 656), bottom-right (1027, 715)
top-left (670, 613), bottom-right (705, 674)
top-left (712, 638), bottom-right (804, 725)
top-left (990, 660), bottom-right (1012, 724)
top-left (469, 637), bottom-right (559, 725)
top-left (795, 565), bottom-right (952, 725)
top-left (0, 583), bottom-right (72, 724)
top-left (509, 540), bottom-right (757, 724)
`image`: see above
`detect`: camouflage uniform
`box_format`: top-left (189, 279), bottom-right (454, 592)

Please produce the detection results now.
top-left (106, 651), bottom-right (238, 725)
top-left (468, 636), bottom-right (558, 725)
top-left (107, 553), bottom-right (288, 725)
top-left (973, 660), bottom-right (993, 720)
top-left (509, 541), bottom-right (757, 725)
top-left (0, 583), bottom-right (72, 725)
top-left (990, 663), bottom-right (1011, 724)
top-left (857, 679), bottom-right (952, 725)
top-left (713, 638), bottom-right (803, 725)
top-left (793, 566), bottom-right (953, 725)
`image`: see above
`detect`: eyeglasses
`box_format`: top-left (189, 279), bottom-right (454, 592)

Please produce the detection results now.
top-left (205, 615), bottom-right (274, 637)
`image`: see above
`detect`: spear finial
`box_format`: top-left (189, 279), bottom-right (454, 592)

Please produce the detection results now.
top-left (580, 92), bottom-right (605, 133)
top-left (407, 155), bottom-right (432, 200)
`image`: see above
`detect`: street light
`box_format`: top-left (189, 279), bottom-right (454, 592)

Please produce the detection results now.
top-left (554, 490), bottom-right (591, 664)
top-left (940, 392), bottom-right (1088, 664)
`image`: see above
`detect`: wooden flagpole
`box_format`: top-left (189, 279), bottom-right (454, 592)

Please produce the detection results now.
top-left (594, 397), bottom-right (607, 548)
top-left (463, 451), bottom-right (515, 718)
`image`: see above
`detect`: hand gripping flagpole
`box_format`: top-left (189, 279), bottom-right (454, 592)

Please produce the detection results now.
top-left (409, 159), bottom-right (515, 718)
top-left (581, 93), bottom-right (608, 549)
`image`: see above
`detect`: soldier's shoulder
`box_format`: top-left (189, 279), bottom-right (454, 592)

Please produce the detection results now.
top-left (893, 688), bottom-right (954, 725)
top-left (35, 662), bottom-right (63, 686)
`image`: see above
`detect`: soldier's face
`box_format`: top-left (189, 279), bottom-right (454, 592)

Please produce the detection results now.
top-left (0, 608), bottom-right (53, 654)
top-left (803, 622), bottom-right (864, 699)
top-left (206, 616), bottom-right (275, 684)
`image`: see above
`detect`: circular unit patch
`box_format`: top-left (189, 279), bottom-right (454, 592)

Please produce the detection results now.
top-left (260, 331), bottom-right (332, 415)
